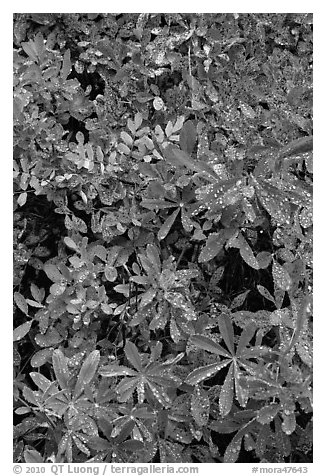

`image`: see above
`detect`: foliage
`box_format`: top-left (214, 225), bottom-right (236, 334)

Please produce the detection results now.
top-left (13, 13), bottom-right (312, 464)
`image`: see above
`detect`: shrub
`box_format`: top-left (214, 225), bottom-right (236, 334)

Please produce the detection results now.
top-left (13, 13), bottom-right (312, 464)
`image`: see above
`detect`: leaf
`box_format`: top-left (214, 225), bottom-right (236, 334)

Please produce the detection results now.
top-left (281, 412), bottom-right (296, 435)
top-left (172, 115), bottom-right (185, 133)
top-left (147, 381), bottom-right (171, 407)
top-left (114, 284), bottom-right (130, 296)
top-left (21, 41), bottom-right (38, 62)
top-left (121, 440), bottom-right (144, 452)
top-left (185, 360), bottom-right (230, 386)
top-left (64, 236), bottom-right (78, 250)
top-left (190, 334), bottom-right (231, 358)
top-left (104, 265), bottom-right (118, 281)
top-left (219, 364), bottom-right (234, 417)
top-left (234, 361), bottom-right (249, 407)
top-left (61, 49), bottom-right (71, 80)
top-left (124, 341), bottom-right (143, 372)
top-left (13, 321), bottom-right (32, 341)
top-left (14, 292), bottom-right (29, 315)
top-left (146, 244), bottom-right (161, 274)
top-left (72, 215), bottom-right (87, 234)
top-left (25, 298), bottom-right (44, 308)
top-left (230, 290), bottom-right (250, 310)
top-left (198, 231), bottom-right (227, 263)
top-left (43, 263), bottom-right (63, 282)
top-left (218, 313), bottom-right (235, 355)
top-left (272, 261), bottom-right (292, 291)
top-left (180, 120), bottom-right (197, 154)
top-left (17, 192), bottom-right (27, 207)
top-left (116, 377), bottom-right (139, 402)
top-left (237, 233), bottom-right (260, 270)
top-left (134, 112), bottom-right (143, 130)
top-left (153, 96), bottom-right (164, 110)
top-left (31, 348), bottom-right (53, 367)
top-left (74, 350), bottom-right (100, 398)
top-left (191, 387), bottom-right (210, 426)
top-left (164, 145), bottom-right (217, 179)
top-left (158, 208), bottom-right (180, 240)
top-left (99, 364), bottom-right (137, 377)
top-left (278, 135), bottom-right (313, 159)
top-left (257, 285), bottom-right (276, 304)
top-left (256, 251), bottom-right (272, 269)
top-left (121, 131), bottom-right (133, 147)
top-left (24, 449), bottom-right (44, 463)
top-left (30, 283), bottom-right (44, 303)
top-left (140, 288), bottom-right (157, 307)
top-left (236, 322), bottom-right (257, 355)
top-left (29, 372), bottom-right (52, 392)
top-left (255, 425), bottom-right (270, 458)
top-left (165, 120), bottom-right (174, 138)
top-left (256, 403), bottom-right (280, 424)
top-left (50, 282), bottom-right (66, 296)
top-left (141, 199), bottom-right (176, 210)
top-left (52, 349), bottom-right (70, 390)
top-left (35, 328), bottom-right (62, 347)
top-left (223, 434), bottom-right (243, 463)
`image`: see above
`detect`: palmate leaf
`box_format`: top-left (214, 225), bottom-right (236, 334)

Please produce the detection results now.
top-left (146, 244), bottom-right (161, 274)
top-left (228, 232), bottom-right (260, 270)
top-left (218, 313), bottom-right (235, 355)
top-left (13, 321), bottom-right (32, 341)
top-left (274, 415), bottom-right (292, 457)
top-left (234, 361), bottom-right (249, 407)
top-left (223, 419), bottom-right (257, 463)
top-left (52, 349), bottom-right (70, 390)
top-left (141, 199), bottom-right (177, 210)
top-left (272, 261), bottom-right (292, 291)
top-left (257, 284), bottom-right (276, 304)
top-left (164, 145), bottom-right (219, 180)
top-left (281, 412), bottom-right (296, 435)
top-left (158, 439), bottom-right (183, 463)
top-left (255, 425), bottom-right (270, 458)
top-left (191, 387), bottom-right (210, 426)
top-left (43, 263), bottom-right (63, 282)
top-left (277, 135), bottom-right (313, 159)
top-left (236, 322), bottom-right (257, 355)
top-left (74, 350), bottom-right (100, 398)
top-left (147, 380), bottom-right (172, 407)
top-left (181, 208), bottom-right (194, 232)
top-left (229, 290), bottom-right (250, 310)
top-left (139, 288), bottom-right (157, 307)
top-left (24, 449), bottom-right (44, 463)
top-left (198, 228), bottom-right (235, 263)
top-left (223, 433), bottom-right (242, 463)
top-left (61, 48), bottom-right (71, 81)
top-left (256, 403), bottom-right (280, 425)
top-left (179, 119), bottom-right (197, 154)
top-left (111, 418), bottom-right (135, 440)
top-left (185, 360), bottom-right (230, 386)
top-left (195, 179), bottom-right (239, 210)
top-left (219, 364), bottom-right (234, 417)
top-left (254, 180), bottom-right (292, 225)
top-left (189, 334), bottom-right (231, 358)
top-left (99, 364), bottom-right (137, 378)
top-left (124, 341), bottom-right (143, 372)
top-left (14, 292), bottom-right (29, 315)
top-left (31, 348), bottom-right (53, 368)
top-left (29, 372), bottom-right (53, 393)
top-left (116, 377), bottom-right (139, 403)
top-left (158, 208), bottom-right (180, 240)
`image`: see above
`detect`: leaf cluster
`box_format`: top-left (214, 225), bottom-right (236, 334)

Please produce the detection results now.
top-left (13, 13), bottom-right (312, 464)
